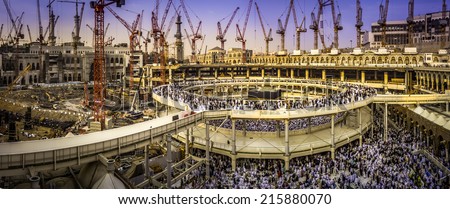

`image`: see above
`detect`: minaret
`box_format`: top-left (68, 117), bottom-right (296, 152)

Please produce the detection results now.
top-left (174, 15), bottom-right (184, 63)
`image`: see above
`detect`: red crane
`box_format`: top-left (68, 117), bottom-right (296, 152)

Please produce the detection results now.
top-left (106, 6), bottom-right (141, 91)
top-left (216, 7), bottom-right (240, 50)
top-left (180, 0), bottom-right (202, 63)
top-left (236, 0), bottom-right (254, 63)
top-left (151, 0), bottom-right (173, 84)
top-left (255, 2), bottom-right (272, 55)
top-left (276, 0), bottom-right (293, 53)
top-left (291, 0), bottom-right (307, 51)
top-left (90, 0), bottom-right (125, 130)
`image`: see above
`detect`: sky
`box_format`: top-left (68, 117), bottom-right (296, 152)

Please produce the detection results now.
top-left (0, 0), bottom-right (444, 56)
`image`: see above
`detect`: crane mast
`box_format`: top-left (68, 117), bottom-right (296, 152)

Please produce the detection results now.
top-left (377, 0), bottom-right (389, 47)
top-left (216, 7), bottom-right (240, 50)
top-left (236, 0), bottom-right (254, 63)
top-left (47, 0), bottom-right (57, 46)
top-left (37, 0), bottom-right (44, 44)
top-left (407, 0), bottom-right (414, 47)
top-left (276, 0), bottom-right (293, 53)
top-left (255, 2), bottom-right (273, 55)
top-left (355, 0), bottom-right (363, 48)
top-left (331, 0), bottom-right (342, 49)
top-left (58, 0), bottom-right (86, 55)
top-left (90, 0), bottom-right (125, 130)
top-left (291, 1), bottom-right (307, 51)
top-left (180, 0), bottom-right (202, 63)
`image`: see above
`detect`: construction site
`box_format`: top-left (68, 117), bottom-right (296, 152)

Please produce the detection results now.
top-left (0, 0), bottom-right (449, 190)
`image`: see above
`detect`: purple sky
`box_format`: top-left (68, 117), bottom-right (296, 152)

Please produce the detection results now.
top-left (0, 0), bottom-right (444, 55)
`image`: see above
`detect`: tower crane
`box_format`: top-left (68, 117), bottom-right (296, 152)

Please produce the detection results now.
top-left (255, 2), bottom-right (273, 55)
top-left (90, 0), bottom-right (126, 130)
top-left (406, 0), bottom-right (414, 47)
top-left (58, 0), bottom-right (86, 55)
top-left (355, 0), bottom-right (363, 48)
top-left (377, 0), bottom-right (389, 47)
top-left (216, 7), bottom-right (240, 50)
top-left (310, 3), bottom-right (324, 50)
top-left (2, 0), bottom-right (24, 46)
top-left (276, 0), bottom-right (293, 53)
top-left (36, 0), bottom-right (44, 45)
top-left (236, 0), bottom-right (254, 63)
top-left (27, 25), bottom-right (33, 43)
top-left (47, 0), bottom-right (58, 46)
top-left (441, 0), bottom-right (447, 48)
top-left (106, 6), bottom-right (141, 91)
top-left (291, 1), bottom-right (307, 51)
top-left (180, 0), bottom-right (202, 63)
top-left (331, 0), bottom-right (342, 49)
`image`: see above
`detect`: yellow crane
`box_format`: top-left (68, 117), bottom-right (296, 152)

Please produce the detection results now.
top-left (7, 64), bottom-right (32, 92)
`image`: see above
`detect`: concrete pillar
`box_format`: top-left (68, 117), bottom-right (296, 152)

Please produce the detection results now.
top-left (384, 72), bottom-right (389, 92)
top-left (291, 69), bottom-right (294, 79)
top-left (322, 69), bottom-right (326, 80)
top-left (359, 108), bottom-right (363, 146)
top-left (446, 101), bottom-right (449, 112)
top-left (361, 71), bottom-right (366, 83)
top-left (246, 68), bottom-right (250, 78)
top-left (243, 120), bottom-right (247, 137)
top-left (284, 120), bottom-right (289, 156)
top-left (205, 121), bottom-right (210, 178)
top-left (431, 73), bottom-right (435, 90)
top-left (185, 129), bottom-right (190, 157)
top-left (331, 147), bottom-right (335, 160)
top-left (445, 142), bottom-right (449, 162)
top-left (340, 70), bottom-right (345, 82)
top-left (231, 155), bottom-right (236, 171)
top-left (261, 68), bottom-right (265, 78)
top-left (232, 119), bottom-right (236, 155)
top-left (214, 69), bottom-right (218, 79)
top-left (371, 104), bottom-right (374, 139)
top-left (277, 68), bottom-right (281, 78)
top-left (276, 121), bottom-right (281, 138)
top-left (307, 117), bottom-right (312, 134)
top-left (384, 103), bottom-right (388, 142)
top-left (284, 156), bottom-right (290, 171)
top-left (166, 135), bottom-right (173, 189)
top-left (441, 74), bottom-right (445, 93)
top-left (331, 114), bottom-right (335, 159)
top-left (144, 144), bottom-right (149, 179)
top-left (305, 69), bottom-right (309, 79)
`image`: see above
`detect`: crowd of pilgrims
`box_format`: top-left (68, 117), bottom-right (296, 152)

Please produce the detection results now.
top-left (152, 79), bottom-right (377, 111)
top-left (177, 110), bottom-right (449, 189)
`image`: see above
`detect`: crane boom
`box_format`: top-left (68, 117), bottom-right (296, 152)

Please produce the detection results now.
top-left (291, 1), bottom-right (307, 51)
top-left (27, 25), bottom-right (33, 43)
top-left (8, 64), bottom-right (32, 92)
top-left (37, 0), bottom-right (44, 43)
top-left (3, 0), bottom-right (18, 35)
top-left (216, 7), bottom-right (239, 49)
top-left (331, 0), bottom-right (343, 49)
top-left (236, 0), bottom-right (253, 63)
top-left (255, 2), bottom-right (273, 54)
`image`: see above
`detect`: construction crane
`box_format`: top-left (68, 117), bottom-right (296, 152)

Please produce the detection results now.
top-left (291, 0), bottom-right (307, 51)
top-left (377, 0), bottom-right (389, 47)
top-left (2, 0), bottom-right (24, 46)
top-left (180, 0), bottom-right (202, 63)
top-left (441, 0), bottom-right (447, 48)
top-left (58, 0), bottom-right (86, 55)
top-left (406, 0), bottom-right (414, 47)
top-left (106, 6), bottom-right (141, 91)
top-left (236, 0), bottom-right (254, 63)
top-left (27, 25), bottom-right (33, 43)
top-left (0, 24), bottom-right (3, 44)
top-left (36, 0), bottom-right (44, 45)
top-left (90, 0), bottom-right (126, 130)
top-left (47, 0), bottom-right (57, 46)
top-left (216, 7), bottom-right (240, 50)
top-left (8, 64), bottom-right (32, 92)
top-left (87, 22), bottom-right (110, 46)
top-left (330, 0), bottom-right (342, 49)
top-left (310, 3), bottom-right (323, 50)
top-left (255, 2), bottom-right (272, 55)
top-left (276, 0), bottom-right (293, 53)
top-left (355, 0), bottom-right (363, 48)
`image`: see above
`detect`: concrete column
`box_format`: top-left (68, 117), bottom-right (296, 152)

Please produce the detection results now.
top-left (431, 73), bottom-right (435, 90)
top-left (185, 129), bottom-right (190, 157)
top-left (307, 117), bottom-right (312, 134)
top-left (243, 120), bottom-right (246, 137)
top-left (214, 69), bottom-right (218, 79)
top-left (284, 120), bottom-right (289, 156)
top-left (441, 74), bottom-right (445, 93)
top-left (340, 70), bottom-right (345, 82)
top-left (284, 156), bottom-right (290, 171)
top-left (231, 155), bottom-right (236, 171)
top-left (331, 114), bottom-right (335, 159)
top-left (359, 108), bottom-right (363, 146)
top-left (322, 69), bottom-right (326, 80)
top-left (416, 72), bottom-right (419, 87)
top-left (361, 71), bottom-right (366, 83)
top-left (371, 104), bottom-right (374, 139)
top-left (166, 135), bottom-right (173, 189)
top-left (290, 69), bottom-right (294, 79)
top-left (144, 144), bottom-right (149, 180)
top-left (261, 68), bottom-right (265, 78)
top-left (205, 121), bottom-right (210, 178)
top-left (446, 101), bottom-right (449, 112)
top-left (246, 68), bottom-right (250, 78)
top-left (384, 103), bottom-right (388, 142)
top-left (277, 68), bottom-right (281, 78)
top-left (384, 72), bottom-right (389, 92)
top-left (305, 69), bottom-right (309, 79)
top-left (276, 121), bottom-right (281, 138)
top-left (232, 119), bottom-right (236, 155)
top-left (445, 142), bottom-right (449, 163)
